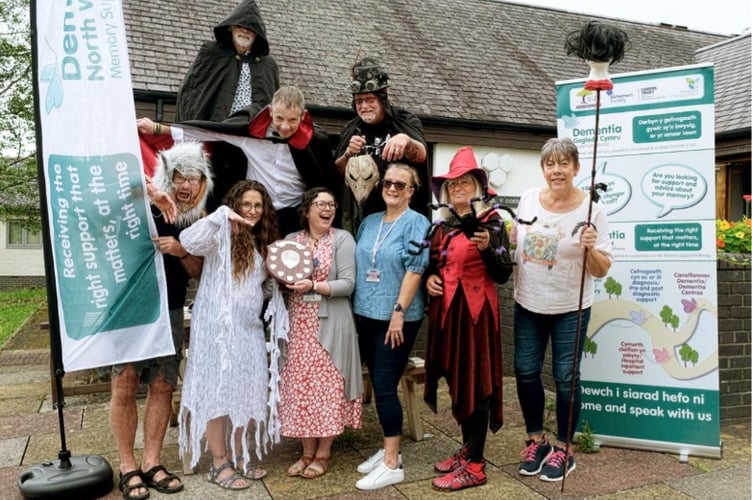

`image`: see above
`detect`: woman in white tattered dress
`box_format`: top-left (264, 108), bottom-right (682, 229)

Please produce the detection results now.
top-left (178, 179), bottom-right (288, 490)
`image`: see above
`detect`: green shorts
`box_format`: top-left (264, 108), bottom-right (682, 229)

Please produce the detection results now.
top-left (111, 308), bottom-right (184, 388)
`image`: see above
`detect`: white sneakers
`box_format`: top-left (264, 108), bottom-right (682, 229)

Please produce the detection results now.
top-left (355, 461), bottom-right (405, 490)
top-left (355, 448), bottom-right (405, 490)
top-left (356, 448), bottom-right (402, 473)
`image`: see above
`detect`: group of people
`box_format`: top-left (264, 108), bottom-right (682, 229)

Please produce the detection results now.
top-left (111, 1), bottom-right (613, 498)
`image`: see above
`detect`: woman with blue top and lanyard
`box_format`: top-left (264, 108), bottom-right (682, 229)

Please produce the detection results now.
top-left (352, 162), bottom-right (430, 491)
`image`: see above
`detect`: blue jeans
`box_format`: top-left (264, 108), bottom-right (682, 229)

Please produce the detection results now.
top-left (356, 315), bottom-right (421, 437)
top-left (513, 302), bottom-right (590, 444)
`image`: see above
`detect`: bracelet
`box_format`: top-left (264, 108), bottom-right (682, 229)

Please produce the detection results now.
top-left (344, 150), bottom-right (352, 159)
top-left (154, 122), bottom-right (162, 135)
top-left (180, 253), bottom-right (189, 260)
top-left (311, 279), bottom-right (317, 292)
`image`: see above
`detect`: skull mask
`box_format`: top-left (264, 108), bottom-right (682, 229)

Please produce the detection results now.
top-left (345, 155), bottom-right (380, 205)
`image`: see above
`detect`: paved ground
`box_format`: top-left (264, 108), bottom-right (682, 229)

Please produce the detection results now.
top-left (0, 326), bottom-right (749, 499)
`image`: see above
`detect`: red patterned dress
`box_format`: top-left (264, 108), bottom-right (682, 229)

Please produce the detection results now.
top-left (279, 229), bottom-right (362, 437)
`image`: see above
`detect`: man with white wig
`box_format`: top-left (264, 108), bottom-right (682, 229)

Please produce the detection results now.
top-left (110, 141), bottom-right (210, 500)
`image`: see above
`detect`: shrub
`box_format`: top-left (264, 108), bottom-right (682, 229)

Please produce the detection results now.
top-left (716, 217), bottom-right (751, 265)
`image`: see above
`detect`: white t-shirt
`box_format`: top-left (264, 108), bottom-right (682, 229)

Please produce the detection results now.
top-left (512, 187), bottom-right (612, 314)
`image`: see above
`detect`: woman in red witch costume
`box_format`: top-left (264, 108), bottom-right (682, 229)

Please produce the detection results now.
top-left (423, 146), bottom-right (513, 491)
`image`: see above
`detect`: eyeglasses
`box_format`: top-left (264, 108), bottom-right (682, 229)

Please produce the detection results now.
top-left (382, 179), bottom-right (409, 191)
top-left (354, 95), bottom-right (379, 107)
top-left (312, 201), bottom-right (337, 210)
top-left (172, 174), bottom-right (202, 187)
top-left (446, 178), bottom-right (474, 189)
top-left (239, 202), bottom-right (263, 212)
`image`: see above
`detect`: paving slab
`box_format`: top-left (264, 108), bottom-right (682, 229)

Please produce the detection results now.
top-left (0, 437), bottom-right (28, 468)
top-left (668, 464), bottom-right (751, 500)
top-left (0, 344), bottom-right (748, 500)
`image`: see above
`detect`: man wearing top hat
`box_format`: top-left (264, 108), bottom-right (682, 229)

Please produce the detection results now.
top-left (334, 57), bottom-right (430, 233)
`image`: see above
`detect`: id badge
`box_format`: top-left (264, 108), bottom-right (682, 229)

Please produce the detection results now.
top-left (366, 269), bottom-right (381, 283)
top-left (303, 292), bottom-right (322, 302)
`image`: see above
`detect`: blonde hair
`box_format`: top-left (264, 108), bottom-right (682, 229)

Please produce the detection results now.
top-left (385, 162), bottom-right (421, 189)
top-left (437, 175), bottom-right (486, 220)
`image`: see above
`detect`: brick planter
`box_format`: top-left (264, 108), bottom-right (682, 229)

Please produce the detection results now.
top-left (716, 256), bottom-right (751, 422)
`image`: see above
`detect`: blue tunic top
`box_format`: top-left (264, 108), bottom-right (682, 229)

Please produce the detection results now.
top-left (353, 208), bottom-right (430, 321)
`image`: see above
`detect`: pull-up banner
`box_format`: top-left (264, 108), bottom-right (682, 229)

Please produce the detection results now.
top-left (556, 64), bottom-right (721, 459)
top-left (34, 0), bottom-right (174, 371)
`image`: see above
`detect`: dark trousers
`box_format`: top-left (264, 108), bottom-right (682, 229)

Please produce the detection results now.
top-left (462, 400), bottom-right (490, 462)
top-left (514, 303), bottom-right (590, 444)
top-left (357, 315), bottom-right (422, 437)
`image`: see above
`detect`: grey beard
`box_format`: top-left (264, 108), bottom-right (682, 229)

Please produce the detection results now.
top-left (233, 35), bottom-right (252, 52)
top-left (174, 203), bottom-right (203, 229)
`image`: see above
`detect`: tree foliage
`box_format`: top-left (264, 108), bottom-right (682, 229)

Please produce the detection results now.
top-left (0, 0), bottom-right (39, 232)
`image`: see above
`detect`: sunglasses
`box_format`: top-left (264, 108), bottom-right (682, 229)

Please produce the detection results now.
top-left (382, 179), bottom-right (409, 191)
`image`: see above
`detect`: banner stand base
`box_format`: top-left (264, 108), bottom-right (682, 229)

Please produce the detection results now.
top-left (17, 454), bottom-right (113, 500)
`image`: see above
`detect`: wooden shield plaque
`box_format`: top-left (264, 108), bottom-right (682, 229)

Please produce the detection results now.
top-left (265, 240), bottom-right (314, 285)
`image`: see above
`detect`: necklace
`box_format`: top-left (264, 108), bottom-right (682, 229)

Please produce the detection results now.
top-left (305, 229), bottom-right (328, 273)
top-left (309, 230), bottom-right (326, 243)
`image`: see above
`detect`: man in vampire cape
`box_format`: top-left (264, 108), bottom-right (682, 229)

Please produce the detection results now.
top-left (139, 86), bottom-right (340, 236)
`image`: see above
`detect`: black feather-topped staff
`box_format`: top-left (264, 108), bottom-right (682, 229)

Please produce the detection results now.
top-left (561, 20), bottom-right (629, 492)
top-left (565, 20), bottom-right (631, 91)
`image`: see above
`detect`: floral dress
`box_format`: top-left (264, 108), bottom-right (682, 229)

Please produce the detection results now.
top-left (279, 228), bottom-right (362, 437)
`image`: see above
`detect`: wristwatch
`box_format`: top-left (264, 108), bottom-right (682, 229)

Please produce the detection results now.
top-left (393, 302), bottom-right (404, 313)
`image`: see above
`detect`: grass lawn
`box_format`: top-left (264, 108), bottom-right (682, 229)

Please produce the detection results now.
top-left (0, 288), bottom-right (47, 348)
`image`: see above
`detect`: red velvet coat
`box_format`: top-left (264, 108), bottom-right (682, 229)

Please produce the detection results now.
top-left (423, 211), bottom-right (512, 432)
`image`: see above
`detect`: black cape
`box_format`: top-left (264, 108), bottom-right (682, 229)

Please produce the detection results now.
top-left (335, 104), bottom-right (430, 233)
top-left (175, 0), bottom-right (279, 212)
top-left (175, 0), bottom-right (279, 122)
top-left (179, 106), bottom-right (342, 234)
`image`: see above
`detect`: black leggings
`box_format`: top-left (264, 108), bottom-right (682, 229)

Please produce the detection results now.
top-left (461, 399), bottom-right (490, 462)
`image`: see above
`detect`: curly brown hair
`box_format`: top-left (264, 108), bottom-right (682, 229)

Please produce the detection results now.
top-left (222, 180), bottom-right (280, 280)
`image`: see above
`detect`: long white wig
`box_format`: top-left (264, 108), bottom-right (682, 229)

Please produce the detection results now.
top-left (151, 141), bottom-right (214, 228)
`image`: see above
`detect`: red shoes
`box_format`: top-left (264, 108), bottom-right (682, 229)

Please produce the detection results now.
top-left (433, 445), bottom-right (468, 473)
top-left (431, 460), bottom-right (487, 491)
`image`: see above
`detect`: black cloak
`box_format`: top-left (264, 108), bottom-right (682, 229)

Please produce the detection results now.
top-left (335, 103), bottom-right (430, 233)
top-left (175, 0), bottom-right (279, 122)
top-left (175, 0), bottom-right (280, 212)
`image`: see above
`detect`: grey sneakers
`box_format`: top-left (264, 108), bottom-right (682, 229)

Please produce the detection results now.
top-left (518, 436), bottom-right (553, 476)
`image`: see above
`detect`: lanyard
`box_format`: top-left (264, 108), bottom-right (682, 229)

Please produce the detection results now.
top-left (370, 210), bottom-right (405, 269)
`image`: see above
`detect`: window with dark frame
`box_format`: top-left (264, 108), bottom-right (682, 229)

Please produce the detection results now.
top-left (7, 221), bottom-right (41, 248)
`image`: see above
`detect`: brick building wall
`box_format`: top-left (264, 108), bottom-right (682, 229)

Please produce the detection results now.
top-left (0, 276), bottom-right (46, 291)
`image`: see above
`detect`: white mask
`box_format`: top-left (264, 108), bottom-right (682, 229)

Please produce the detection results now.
top-left (345, 155), bottom-right (380, 205)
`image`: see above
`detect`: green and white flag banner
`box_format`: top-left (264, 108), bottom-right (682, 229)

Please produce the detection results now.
top-left (34, 0), bottom-right (174, 372)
